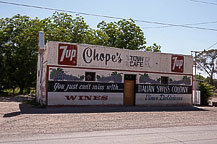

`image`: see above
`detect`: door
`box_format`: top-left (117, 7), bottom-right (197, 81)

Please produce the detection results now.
top-left (124, 75), bottom-right (136, 106)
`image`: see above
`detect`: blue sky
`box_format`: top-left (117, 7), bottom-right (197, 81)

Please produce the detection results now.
top-left (0, 0), bottom-right (217, 56)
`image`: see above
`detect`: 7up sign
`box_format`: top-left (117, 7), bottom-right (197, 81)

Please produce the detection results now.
top-left (58, 44), bottom-right (77, 66)
top-left (171, 55), bottom-right (184, 73)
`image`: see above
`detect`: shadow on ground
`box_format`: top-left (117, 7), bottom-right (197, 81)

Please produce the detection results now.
top-left (3, 103), bottom-right (208, 118)
top-left (3, 112), bottom-right (21, 118)
top-left (1, 95), bottom-right (209, 118)
top-left (18, 103), bottom-right (208, 114)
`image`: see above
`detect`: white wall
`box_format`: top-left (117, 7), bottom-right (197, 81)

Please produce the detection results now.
top-left (39, 41), bottom-right (193, 106)
top-left (45, 41), bottom-right (193, 75)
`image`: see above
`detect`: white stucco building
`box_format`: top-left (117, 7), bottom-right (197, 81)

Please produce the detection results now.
top-left (36, 41), bottom-right (193, 106)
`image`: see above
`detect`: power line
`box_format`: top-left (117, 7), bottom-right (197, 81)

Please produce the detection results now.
top-left (132, 20), bottom-right (217, 32)
top-left (188, 0), bottom-right (217, 51)
top-left (135, 20), bottom-right (217, 32)
top-left (189, 0), bottom-right (217, 6)
top-left (206, 41), bottom-right (217, 50)
top-left (0, 1), bottom-right (124, 19)
top-left (143, 21), bottom-right (217, 29)
top-left (1, 0), bottom-right (217, 32)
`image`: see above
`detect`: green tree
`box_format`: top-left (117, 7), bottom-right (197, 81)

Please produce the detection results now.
top-left (97, 19), bottom-right (147, 50)
top-left (146, 43), bottom-right (161, 52)
top-left (45, 12), bottom-right (91, 43)
top-left (46, 12), bottom-right (155, 51)
top-left (0, 14), bottom-right (45, 94)
top-left (199, 82), bottom-right (215, 106)
top-left (0, 18), bottom-right (7, 91)
top-left (195, 49), bottom-right (217, 85)
top-left (97, 19), bottom-right (161, 51)
top-left (193, 74), bottom-right (205, 81)
top-left (85, 29), bottom-right (109, 46)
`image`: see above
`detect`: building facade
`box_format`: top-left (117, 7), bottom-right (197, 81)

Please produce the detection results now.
top-left (36, 41), bottom-right (193, 106)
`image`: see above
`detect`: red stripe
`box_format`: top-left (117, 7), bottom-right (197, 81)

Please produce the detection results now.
top-left (46, 65), bottom-right (49, 106)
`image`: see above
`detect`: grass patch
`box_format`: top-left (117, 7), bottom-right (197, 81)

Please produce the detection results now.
top-left (2, 88), bottom-right (20, 95)
top-left (2, 88), bottom-right (36, 96)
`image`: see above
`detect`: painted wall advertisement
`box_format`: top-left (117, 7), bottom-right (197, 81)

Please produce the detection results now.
top-left (44, 42), bottom-right (193, 106)
top-left (47, 66), bottom-right (192, 106)
top-left (47, 77), bottom-right (192, 105)
top-left (52, 43), bottom-right (192, 74)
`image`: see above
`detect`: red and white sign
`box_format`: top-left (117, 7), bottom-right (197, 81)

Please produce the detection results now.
top-left (171, 55), bottom-right (184, 73)
top-left (65, 95), bottom-right (108, 101)
top-left (58, 44), bottom-right (77, 66)
top-left (48, 92), bottom-right (123, 105)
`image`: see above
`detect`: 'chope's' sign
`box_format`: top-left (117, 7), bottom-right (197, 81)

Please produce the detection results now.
top-left (58, 44), bottom-right (77, 66)
top-left (171, 55), bottom-right (184, 73)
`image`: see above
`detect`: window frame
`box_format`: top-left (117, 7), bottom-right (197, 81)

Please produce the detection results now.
top-left (161, 76), bottom-right (169, 85)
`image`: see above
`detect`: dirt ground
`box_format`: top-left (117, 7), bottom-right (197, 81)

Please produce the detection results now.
top-left (1, 95), bottom-right (217, 138)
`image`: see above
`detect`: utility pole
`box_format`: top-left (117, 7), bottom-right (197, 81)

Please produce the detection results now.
top-left (191, 50), bottom-right (202, 80)
top-left (191, 50), bottom-right (203, 105)
top-left (37, 31), bottom-right (45, 104)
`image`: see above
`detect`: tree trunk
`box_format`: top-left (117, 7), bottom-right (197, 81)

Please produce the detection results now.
top-left (12, 87), bottom-right (15, 96)
top-left (210, 73), bottom-right (214, 85)
top-left (19, 86), bottom-right (24, 94)
top-left (27, 88), bottom-right (30, 94)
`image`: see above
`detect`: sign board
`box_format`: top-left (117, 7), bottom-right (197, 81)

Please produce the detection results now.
top-left (45, 42), bottom-right (193, 74)
top-left (58, 43), bottom-right (77, 66)
top-left (38, 31), bottom-right (45, 50)
top-left (171, 55), bottom-right (184, 73)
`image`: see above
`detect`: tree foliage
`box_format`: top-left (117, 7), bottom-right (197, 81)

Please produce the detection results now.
top-left (199, 82), bottom-right (215, 106)
top-left (45, 12), bottom-right (91, 43)
top-left (0, 12), bottom-right (161, 93)
top-left (193, 74), bottom-right (206, 81)
top-left (97, 19), bottom-right (147, 50)
top-left (146, 43), bottom-right (161, 52)
top-left (195, 49), bottom-right (217, 85)
top-left (0, 14), bottom-right (45, 93)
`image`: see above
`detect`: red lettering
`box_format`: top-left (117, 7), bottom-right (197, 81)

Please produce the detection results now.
top-left (65, 96), bottom-right (77, 100)
top-left (84, 96), bottom-right (92, 100)
top-left (78, 96), bottom-right (85, 100)
top-left (101, 96), bottom-right (108, 100)
top-left (93, 96), bottom-right (101, 100)
top-left (65, 95), bottom-right (108, 101)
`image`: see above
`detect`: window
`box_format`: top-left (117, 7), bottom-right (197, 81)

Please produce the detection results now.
top-left (85, 72), bottom-right (95, 81)
top-left (124, 74), bottom-right (136, 80)
top-left (161, 76), bottom-right (168, 85)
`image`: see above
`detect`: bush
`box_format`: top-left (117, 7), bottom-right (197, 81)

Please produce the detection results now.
top-left (199, 82), bottom-right (215, 106)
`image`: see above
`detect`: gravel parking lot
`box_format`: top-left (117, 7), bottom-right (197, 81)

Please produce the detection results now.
top-left (1, 95), bottom-right (217, 138)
